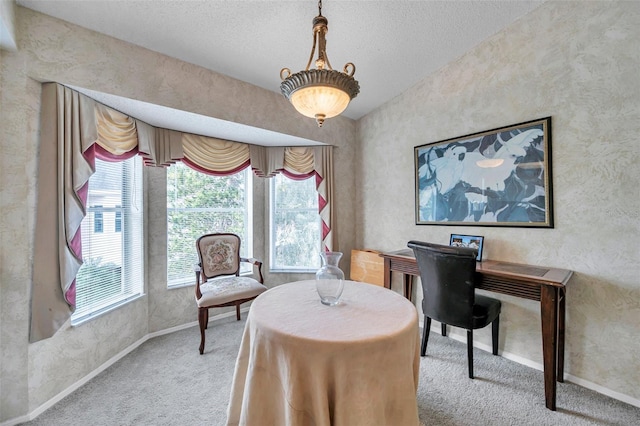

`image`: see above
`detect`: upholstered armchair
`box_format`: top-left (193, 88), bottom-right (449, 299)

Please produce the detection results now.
top-left (195, 233), bottom-right (267, 354)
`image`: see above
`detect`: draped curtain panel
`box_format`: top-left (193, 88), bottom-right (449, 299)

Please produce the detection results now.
top-left (30, 83), bottom-right (335, 342)
top-left (279, 146), bottom-right (335, 252)
top-left (137, 121), bottom-right (183, 167)
top-left (250, 145), bottom-right (284, 178)
top-left (31, 84), bottom-right (93, 342)
top-left (31, 84), bottom-right (145, 342)
top-left (316, 146), bottom-right (335, 252)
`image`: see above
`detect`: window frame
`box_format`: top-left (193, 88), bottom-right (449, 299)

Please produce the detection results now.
top-left (166, 164), bottom-right (253, 288)
top-left (93, 206), bottom-right (104, 233)
top-left (269, 173), bottom-right (321, 273)
top-left (115, 205), bottom-right (122, 233)
top-left (71, 156), bottom-right (144, 326)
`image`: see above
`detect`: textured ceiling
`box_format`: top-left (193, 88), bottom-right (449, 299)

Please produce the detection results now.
top-left (16, 0), bottom-right (544, 144)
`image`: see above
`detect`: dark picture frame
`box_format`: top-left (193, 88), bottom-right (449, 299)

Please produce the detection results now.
top-left (450, 234), bottom-right (484, 262)
top-left (414, 117), bottom-right (553, 227)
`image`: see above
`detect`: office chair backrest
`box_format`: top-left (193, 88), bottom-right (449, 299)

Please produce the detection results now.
top-left (407, 240), bottom-right (478, 329)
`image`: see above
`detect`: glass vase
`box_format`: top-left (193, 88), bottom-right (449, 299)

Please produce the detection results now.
top-left (315, 251), bottom-right (345, 306)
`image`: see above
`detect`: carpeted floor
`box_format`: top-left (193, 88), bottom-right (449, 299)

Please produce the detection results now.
top-left (22, 316), bottom-right (640, 425)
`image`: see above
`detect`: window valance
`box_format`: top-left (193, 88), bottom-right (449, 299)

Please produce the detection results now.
top-left (30, 83), bottom-right (336, 342)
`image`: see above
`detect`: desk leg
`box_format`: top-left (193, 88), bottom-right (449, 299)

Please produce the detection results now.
top-left (383, 258), bottom-right (392, 290)
top-left (557, 287), bottom-right (566, 383)
top-left (540, 285), bottom-right (558, 411)
top-left (404, 274), bottom-right (414, 302)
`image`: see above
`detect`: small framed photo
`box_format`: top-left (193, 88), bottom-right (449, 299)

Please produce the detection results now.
top-left (449, 234), bottom-right (484, 262)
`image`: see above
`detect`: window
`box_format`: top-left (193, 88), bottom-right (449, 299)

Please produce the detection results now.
top-left (270, 173), bottom-right (321, 272)
top-left (167, 163), bottom-right (252, 287)
top-left (93, 207), bottom-right (103, 233)
top-left (115, 206), bottom-right (122, 232)
top-left (72, 156), bottom-right (144, 324)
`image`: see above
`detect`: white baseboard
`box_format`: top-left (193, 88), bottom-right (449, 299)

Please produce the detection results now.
top-left (4, 313), bottom-right (637, 426)
top-left (0, 416), bottom-right (28, 426)
top-left (421, 321), bottom-right (640, 409)
top-left (2, 309), bottom-right (246, 426)
top-left (564, 374), bottom-right (640, 408)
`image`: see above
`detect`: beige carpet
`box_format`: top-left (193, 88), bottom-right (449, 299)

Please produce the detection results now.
top-left (22, 316), bottom-right (640, 425)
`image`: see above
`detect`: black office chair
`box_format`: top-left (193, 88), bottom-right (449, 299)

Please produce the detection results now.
top-left (407, 240), bottom-right (501, 379)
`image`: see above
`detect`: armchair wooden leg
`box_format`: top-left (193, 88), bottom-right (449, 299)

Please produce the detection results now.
top-left (441, 323), bottom-right (447, 336)
top-left (236, 303), bottom-right (241, 321)
top-left (467, 329), bottom-right (474, 379)
top-left (421, 316), bottom-right (432, 356)
top-left (492, 316), bottom-right (500, 356)
top-left (205, 309), bottom-right (209, 329)
top-left (198, 308), bottom-right (207, 355)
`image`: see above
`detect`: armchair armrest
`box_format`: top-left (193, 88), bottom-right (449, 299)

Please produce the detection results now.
top-left (241, 257), bottom-right (264, 284)
top-left (194, 264), bottom-right (203, 299)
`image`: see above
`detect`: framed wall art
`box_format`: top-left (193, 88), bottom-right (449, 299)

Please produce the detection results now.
top-left (414, 117), bottom-right (553, 227)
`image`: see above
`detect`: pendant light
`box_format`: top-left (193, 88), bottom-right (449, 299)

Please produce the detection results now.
top-left (280, 0), bottom-right (360, 127)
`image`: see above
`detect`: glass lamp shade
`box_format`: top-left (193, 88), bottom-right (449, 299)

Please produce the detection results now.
top-left (290, 85), bottom-right (351, 120)
top-left (281, 69), bottom-right (360, 127)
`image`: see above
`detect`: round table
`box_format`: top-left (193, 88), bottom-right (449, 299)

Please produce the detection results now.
top-left (226, 280), bottom-right (420, 426)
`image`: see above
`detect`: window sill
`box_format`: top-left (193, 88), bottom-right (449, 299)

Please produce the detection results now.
top-left (168, 280), bottom-right (194, 290)
top-left (168, 271), bottom-right (256, 289)
top-left (71, 293), bottom-right (145, 327)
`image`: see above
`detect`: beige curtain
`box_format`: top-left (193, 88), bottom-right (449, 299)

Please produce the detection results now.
top-left (137, 121), bottom-right (184, 167)
top-left (249, 146), bottom-right (317, 177)
top-left (182, 134), bottom-right (250, 173)
top-left (31, 83), bottom-right (98, 342)
top-left (31, 84), bottom-right (149, 342)
top-left (284, 147), bottom-right (316, 175)
top-left (315, 146), bottom-right (335, 252)
top-left (31, 83), bottom-right (336, 341)
top-left (250, 145), bottom-right (284, 178)
top-left (249, 144), bottom-right (334, 250)
top-left (94, 103), bottom-right (138, 154)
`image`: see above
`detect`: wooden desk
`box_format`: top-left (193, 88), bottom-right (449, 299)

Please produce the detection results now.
top-left (381, 249), bottom-right (572, 411)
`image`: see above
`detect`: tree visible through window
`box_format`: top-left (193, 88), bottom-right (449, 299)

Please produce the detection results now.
top-left (167, 163), bottom-right (252, 287)
top-left (270, 173), bottom-right (321, 271)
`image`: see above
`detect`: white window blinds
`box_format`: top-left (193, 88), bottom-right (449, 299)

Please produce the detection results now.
top-left (167, 163), bottom-right (252, 287)
top-left (270, 173), bottom-right (321, 271)
top-left (72, 156), bottom-right (144, 323)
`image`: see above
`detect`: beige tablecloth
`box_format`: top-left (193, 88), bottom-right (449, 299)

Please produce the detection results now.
top-left (226, 280), bottom-right (420, 426)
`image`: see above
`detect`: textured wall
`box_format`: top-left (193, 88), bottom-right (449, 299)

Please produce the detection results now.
top-left (2, 1), bottom-right (638, 422)
top-left (356, 0), bottom-right (639, 402)
top-left (0, 7), bottom-right (356, 421)
top-left (0, 0), bottom-right (16, 50)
